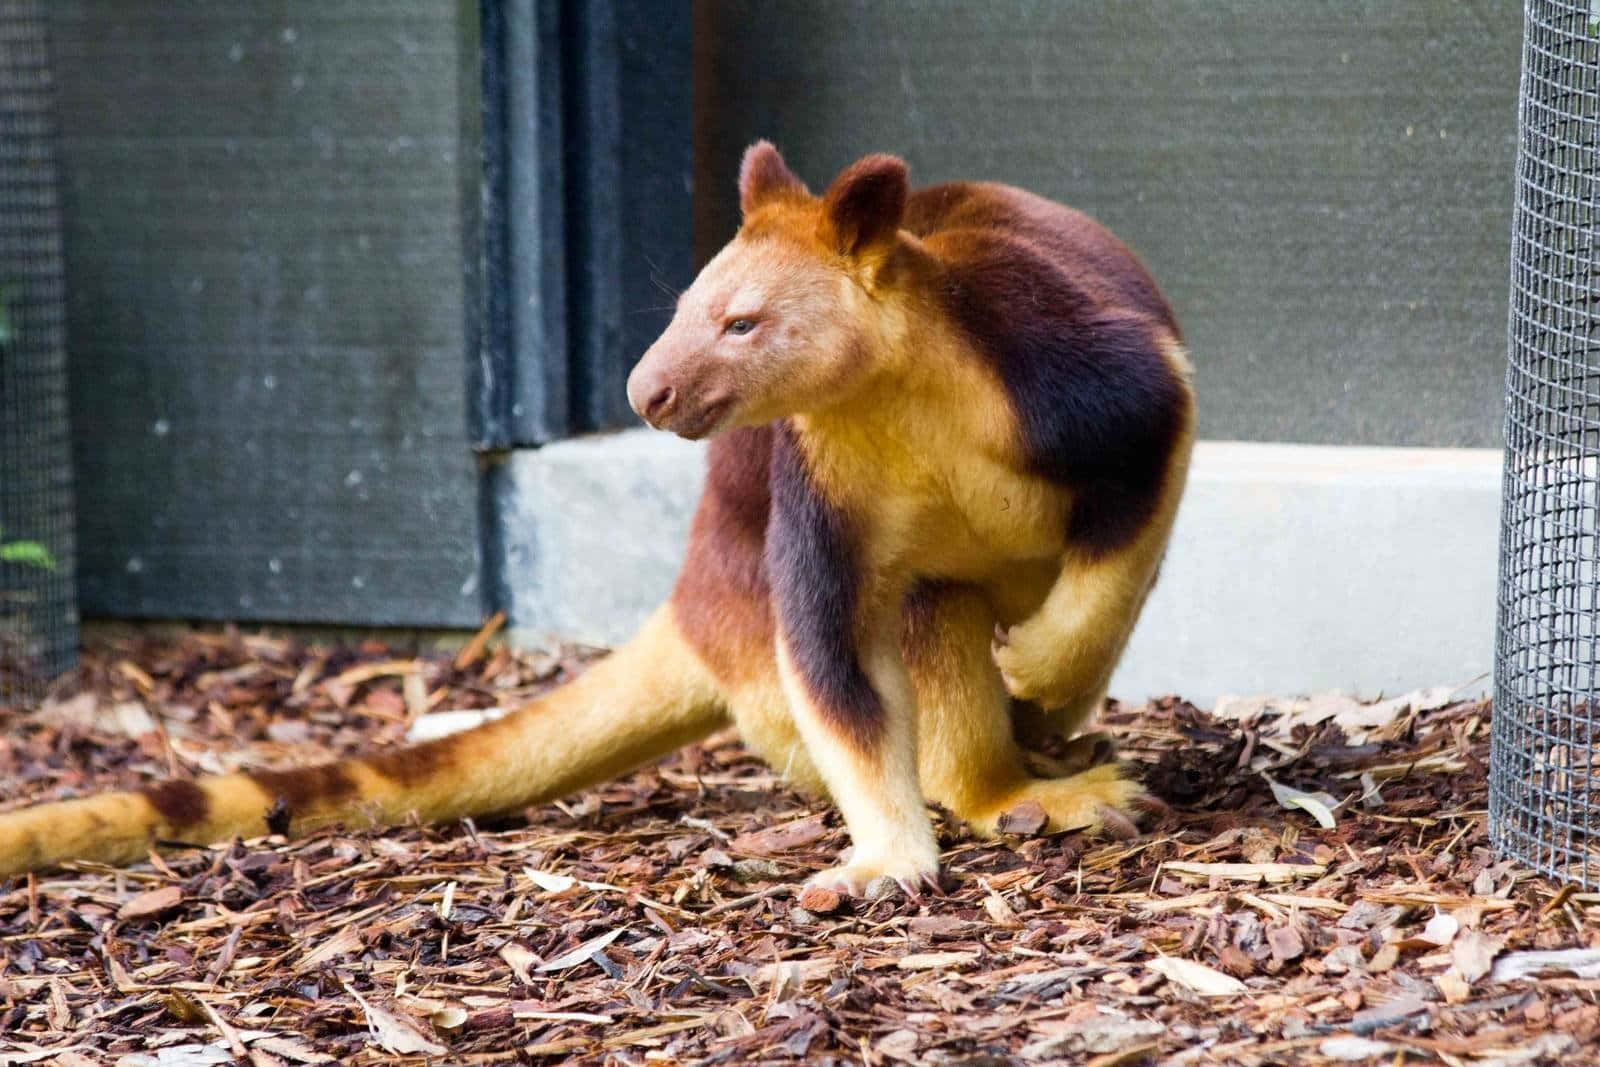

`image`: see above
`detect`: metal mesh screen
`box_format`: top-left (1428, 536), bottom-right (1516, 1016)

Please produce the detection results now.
top-left (1493, 0), bottom-right (1600, 887)
top-left (0, 0), bottom-right (74, 707)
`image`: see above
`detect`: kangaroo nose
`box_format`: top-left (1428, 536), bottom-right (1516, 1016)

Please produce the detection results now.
top-left (643, 384), bottom-right (677, 422)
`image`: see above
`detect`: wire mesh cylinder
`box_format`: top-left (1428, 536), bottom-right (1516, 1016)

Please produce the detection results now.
top-left (0, 0), bottom-right (75, 706)
top-left (1493, 0), bottom-right (1600, 887)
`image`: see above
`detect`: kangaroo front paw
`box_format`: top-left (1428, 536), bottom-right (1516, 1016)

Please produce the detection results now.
top-left (991, 621), bottom-right (1075, 708)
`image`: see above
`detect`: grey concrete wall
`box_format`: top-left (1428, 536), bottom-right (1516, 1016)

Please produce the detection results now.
top-left (500, 430), bottom-right (703, 643)
top-left (695, 0), bottom-right (1521, 449)
top-left (52, 2), bottom-right (484, 626)
top-left (1116, 442), bottom-right (1499, 703)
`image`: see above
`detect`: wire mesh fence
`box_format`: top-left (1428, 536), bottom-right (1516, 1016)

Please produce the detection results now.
top-left (1493, 0), bottom-right (1600, 887)
top-left (0, 0), bottom-right (74, 707)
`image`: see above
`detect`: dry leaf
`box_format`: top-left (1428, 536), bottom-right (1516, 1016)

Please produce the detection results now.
top-left (113, 1043), bottom-right (235, 1066)
top-left (407, 706), bottom-right (509, 742)
top-left (1396, 909), bottom-right (1459, 950)
top-left (1211, 693), bottom-right (1272, 721)
top-left (162, 992), bottom-right (208, 1024)
top-left (728, 814), bottom-right (828, 854)
top-left (1350, 993), bottom-right (1426, 1031)
top-left (34, 691), bottom-right (98, 729)
top-left (876, 1029), bottom-right (921, 1061)
top-left (1163, 861), bottom-right (1327, 884)
top-left (1320, 1036), bottom-right (1396, 1061)
top-left (2, 1047), bottom-right (87, 1066)
top-left (1435, 969), bottom-right (1472, 1004)
top-left (1147, 956), bottom-right (1248, 996)
top-left (907, 915), bottom-right (982, 939)
top-left (104, 954), bottom-right (139, 994)
top-left (499, 941), bottom-right (540, 984)
top-left (755, 958), bottom-right (834, 988)
top-left (1218, 944), bottom-right (1256, 978)
top-left (1421, 909), bottom-right (1459, 944)
top-left (1021, 1011), bottom-right (1166, 1059)
top-left (536, 927), bottom-right (626, 973)
top-left (294, 924), bottom-right (362, 973)
top-left (249, 1037), bottom-right (336, 1064)
top-left (332, 658), bottom-right (420, 688)
top-left (983, 891), bottom-right (1021, 927)
top-left (1451, 930), bottom-right (1502, 985)
top-left (113, 700), bottom-right (157, 738)
top-left (429, 1007), bottom-right (468, 1031)
top-left (1338, 686), bottom-right (1457, 738)
top-left (341, 983), bottom-right (446, 1056)
top-left (1264, 775), bottom-right (1340, 829)
top-left (896, 951), bottom-right (979, 971)
top-left (524, 868), bottom-right (577, 893)
top-left (1266, 923), bottom-right (1305, 962)
top-left (1367, 942), bottom-right (1400, 973)
top-left (1085, 1044), bottom-right (1163, 1067)
top-left (1490, 947), bottom-right (1600, 982)
top-left (117, 886), bottom-right (183, 921)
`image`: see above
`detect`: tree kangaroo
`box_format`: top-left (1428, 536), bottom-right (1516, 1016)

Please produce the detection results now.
top-left (0, 143), bottom-right (1193, 894)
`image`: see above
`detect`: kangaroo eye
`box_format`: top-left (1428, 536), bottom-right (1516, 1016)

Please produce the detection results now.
top-left (725, 318), bottom-right (756, 336)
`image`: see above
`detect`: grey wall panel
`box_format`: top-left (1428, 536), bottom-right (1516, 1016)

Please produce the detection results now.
top-left (52, 2), bottom-right (483, 625)
top-left (695, 0), bottom-right (1520, 448)
top-left (566, 0), bottom-right (693, 434)
top-left (469, 0), bottom-right (568, 448)
top-left (470, 0), bottom-right (691, 446)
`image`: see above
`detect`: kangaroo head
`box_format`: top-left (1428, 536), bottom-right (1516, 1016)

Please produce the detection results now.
top-left (627, 141), bottom-right (910, 439)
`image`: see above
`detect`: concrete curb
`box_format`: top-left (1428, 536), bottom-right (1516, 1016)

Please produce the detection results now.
top-left (502, 431), bottom-right (1501, 707)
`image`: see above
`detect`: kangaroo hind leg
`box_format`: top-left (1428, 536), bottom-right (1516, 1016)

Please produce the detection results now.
top-left (904, 582), bottom-right (1147, 841)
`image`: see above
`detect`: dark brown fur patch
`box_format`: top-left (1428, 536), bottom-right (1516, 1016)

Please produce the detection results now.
top-left (141, 780), bottom-right (210, 829)
top-left (363, 739), bottom-right (453, 788)
top-left (909, 185), bottom-right (1190, 556)
top-left (765, 423), bottom-right (883, 749)
top-left (248, 764), bottom-right (356, 826)
top-left (671, 425), bottom-right (776, 681)
top-left (904, 182), bottom-right (1179, 335)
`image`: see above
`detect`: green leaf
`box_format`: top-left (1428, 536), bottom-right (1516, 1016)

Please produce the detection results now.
top-left (0, 540), bottom-right (56, 570)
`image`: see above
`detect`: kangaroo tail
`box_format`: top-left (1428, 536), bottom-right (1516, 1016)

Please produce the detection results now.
top-left (0, 607), bottom-right (726, 877)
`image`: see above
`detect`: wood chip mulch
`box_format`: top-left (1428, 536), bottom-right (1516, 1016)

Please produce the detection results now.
top-left (1, 629), bottom-right (1597, 1066)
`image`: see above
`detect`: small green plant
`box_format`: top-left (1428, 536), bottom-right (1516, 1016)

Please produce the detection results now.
top-left (0, 286), bottom-right (53, 572)
top-left (0, 526), bottom-right (55, 570)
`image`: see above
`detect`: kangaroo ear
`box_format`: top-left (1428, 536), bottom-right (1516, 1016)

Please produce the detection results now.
top-left (739, 140), bottom-right (808, 216)
top-left (822, 154), bottom-right (907, 259)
